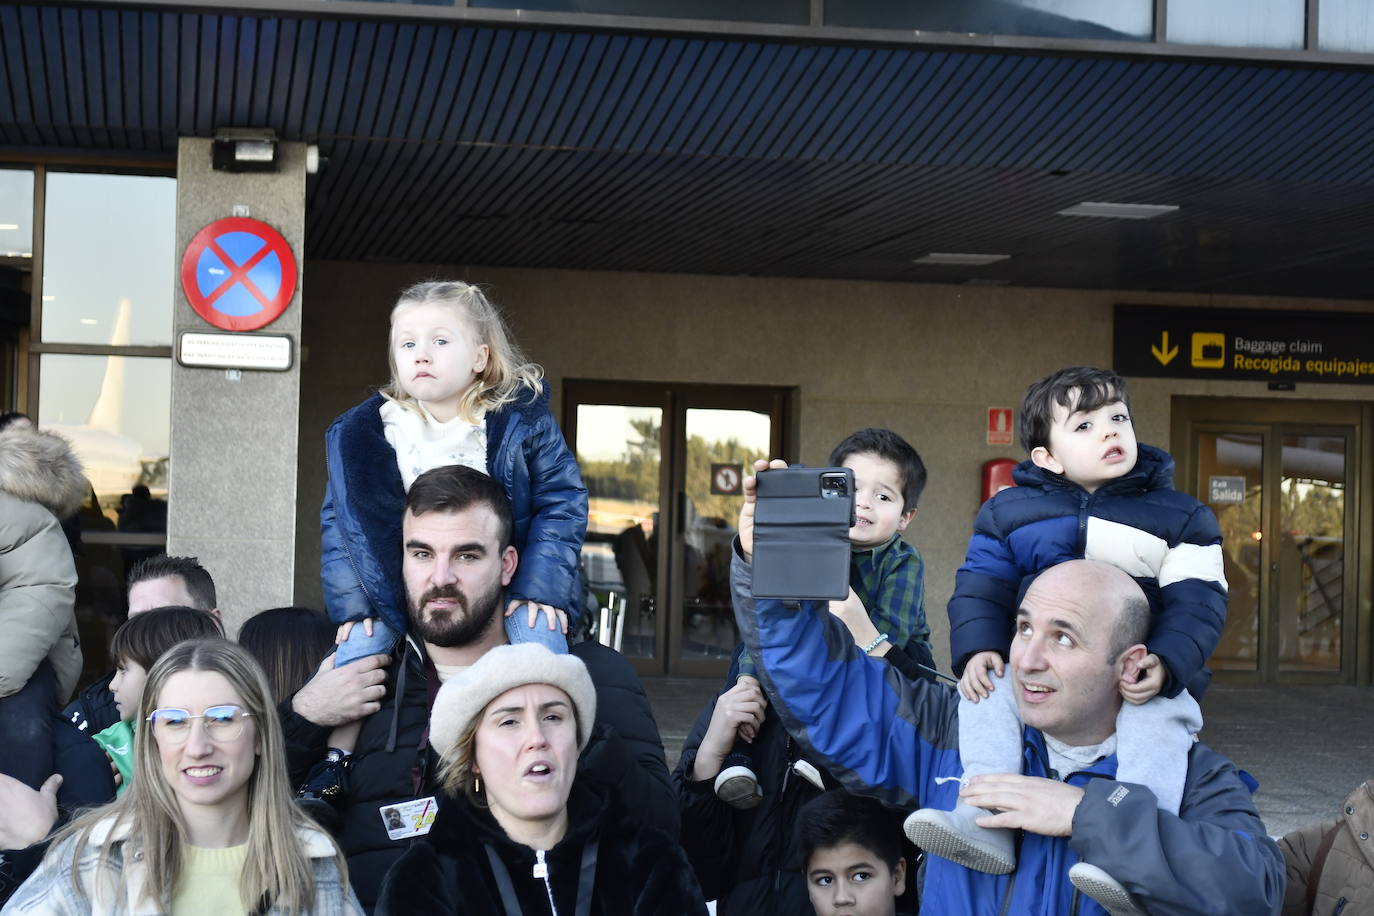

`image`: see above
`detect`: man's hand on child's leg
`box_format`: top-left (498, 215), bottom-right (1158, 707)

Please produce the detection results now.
top-left (1120, 652), bottom-right (1165, 704)
top-left (959, 651), bottom-right (1005, 703)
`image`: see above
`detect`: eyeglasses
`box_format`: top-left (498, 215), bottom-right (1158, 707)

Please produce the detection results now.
top-left (147, 705), bottom-right (254, 744)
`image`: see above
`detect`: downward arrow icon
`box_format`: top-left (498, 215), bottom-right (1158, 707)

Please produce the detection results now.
top-left (1152, 331), bottom-right (1179, 366)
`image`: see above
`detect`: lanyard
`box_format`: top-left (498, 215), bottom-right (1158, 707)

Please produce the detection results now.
top-left (484, 839), bottom-right (599, 916)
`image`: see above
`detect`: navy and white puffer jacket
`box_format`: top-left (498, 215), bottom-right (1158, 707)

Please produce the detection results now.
top-left (949, 443), bottom-right (1226, 698)
top-left (320, 383), bottom-right (589, 635)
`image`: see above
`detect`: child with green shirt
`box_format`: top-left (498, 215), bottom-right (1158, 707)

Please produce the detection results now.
top-left (95, 606), bottom-right (224, 795)
top-left (713, 428), bottom-right (936, 809)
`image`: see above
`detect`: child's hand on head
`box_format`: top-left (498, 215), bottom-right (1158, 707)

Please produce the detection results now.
top-left (505, 600), bottom-right (569, 634)
top-left (959, 651), bottom-right (1004, 702)
top-left (1121, 652), bottom-right (1166, 704)
top-left (336, 618), bottom-right (376, 645)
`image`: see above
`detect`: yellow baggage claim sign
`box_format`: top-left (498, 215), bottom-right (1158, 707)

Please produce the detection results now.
top-left (1114, 305), bottom-right (1374, 385)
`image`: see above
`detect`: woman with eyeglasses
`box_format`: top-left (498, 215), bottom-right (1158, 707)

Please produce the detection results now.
top-left (2, 638), bottom-right (362, 915)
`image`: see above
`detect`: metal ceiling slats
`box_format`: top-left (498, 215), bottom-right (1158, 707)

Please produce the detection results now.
top-left (771, 46), bottom-right (867, 161)
top-left (130, 11), bottom-right (155, 147)
top-left (0, 7), bottom-right (32, 143)
top-left (926, 55), bottom-right (1029, 167)
top-left (802, 48), bottom-right (895, 161)
top-left (466, 28), bottom-right (523, 145)
top-left (487, 29), bottom-right (544, 147)
top-left (1278, 78), bottom-right (1374, 184)
top-left (40, 7), bottom-right (72, 145)
top-left (879, 52), bottom-right (983, 165)
top-left (593, 35), bottom-right (668, 152)
top-left (1180, 68), bottom-right (1297, 179)
top-left (985, 57), bottom-right (1092, 170)
top-left (510, 31), bottom-right (570, 148)
top-left (78, 9), bottom-right (105, 145)
top-left (210, 16), bottom-right (238, 136)
top-left (955, 54), bottom-right (1061, 170)
top-left (314, 20), bottom-right (357, 139)
top-left (1237, 70), bottom-right (1348, 179)
top-left (830, 51), bottom-right (928, 163)
top-left (713, 41), bottom-right (794, 156)
top-left (1244, 70), bottom-right (1361, 182)
top-left (1031, 59), bottom-right (1140, 174)
top-left (805, 49), bottom-right (898, 162)
top-left (97, 10), bottom-right (122, 144)
top-left (1145, 67), bottom-right (1273, 178)
top-left (632, 37), bottom-right (698, 152)
top-left (671, 40), bottom-right (756, 156)
top-left (639, 39), bottom-right (710, 153)
top-left (743, 44), bottom-right (835, 160)
top-left (383, 25), bottom-right (435, 138)
top-left (1087, 61), bottom-right (1191, 175)
top-left (335, 21), bottom-right (380, 138)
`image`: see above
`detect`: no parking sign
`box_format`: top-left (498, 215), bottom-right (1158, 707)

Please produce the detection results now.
top-left (180, 217), bottom-right (297, 331)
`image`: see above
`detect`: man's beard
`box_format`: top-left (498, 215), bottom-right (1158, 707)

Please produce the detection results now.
top-left (407, 578), bottom-right (503, 648)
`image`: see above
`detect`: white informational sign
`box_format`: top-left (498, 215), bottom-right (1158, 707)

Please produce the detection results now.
top-left (178, 331), bottom-right (293, 371)
top-left (1208, 475), bottom-right (1247, 505)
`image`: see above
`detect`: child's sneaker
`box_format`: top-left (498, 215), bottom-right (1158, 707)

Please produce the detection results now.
top-left (903, 804), bottom-right (1014, 874)
top-left (1068, 862), bottom-right (1147, 916)
top-left (713, 765), bottom-right (763, 809)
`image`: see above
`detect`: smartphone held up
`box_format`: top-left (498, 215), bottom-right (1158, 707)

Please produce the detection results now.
top-left (751, 465), bottom-right (855, 601)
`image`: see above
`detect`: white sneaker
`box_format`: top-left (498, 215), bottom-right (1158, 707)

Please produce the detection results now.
top-left (1068, 862), bottom-right (1148, 916)
top-left (903, 806), bottom-right (1015, 875)
top-left (713, 765), bottom-right (763, 809)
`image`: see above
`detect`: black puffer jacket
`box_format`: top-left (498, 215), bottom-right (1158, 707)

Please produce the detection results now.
top-left (62, 669), bottom-right (120, 736)
top-left (376, 781), bottom-right (705, 916)
top-left (284, 638), bottom-right (677, 913)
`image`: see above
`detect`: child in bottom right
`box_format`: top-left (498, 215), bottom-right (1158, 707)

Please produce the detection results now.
top-left (904, 366), bottom-right (1228, 916)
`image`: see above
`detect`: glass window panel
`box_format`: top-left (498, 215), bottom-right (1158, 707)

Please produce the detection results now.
top-left (576, 404), bottom-right (663, 659)
top-left (1199, 431), bottom-right (1263, 672)
top-left (827, 0), bottom-right (1151, 40)
top-left (1319, 0), bottom-right (1374, 52)
top-left (0, 169), bottom-right (34, 259)
top-left (678, 408), bottom-right (771, 662)
top-left (37, 353), bottom-right (171, 507)
top-left (39, 353), bottom-right (171, 686)
top-left (469, 0), bottom-right (807, 25)
top-left (1167, 0), bottom-right (1304, 49)
top-left (1277, 435), bottom-right (1344, 673)
top-left (41, 172), bottom-right (176, 346)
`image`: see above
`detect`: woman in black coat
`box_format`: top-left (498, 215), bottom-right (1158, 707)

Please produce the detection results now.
top-left (376, 643), bottom-right (706, 916)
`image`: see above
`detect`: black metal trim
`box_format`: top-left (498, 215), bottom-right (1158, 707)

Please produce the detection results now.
top-left (22, 0), bottom-right (1374, 72)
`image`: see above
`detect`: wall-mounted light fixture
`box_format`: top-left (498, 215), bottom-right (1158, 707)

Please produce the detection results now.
top-left (213, 129), bottom-right (279, 173)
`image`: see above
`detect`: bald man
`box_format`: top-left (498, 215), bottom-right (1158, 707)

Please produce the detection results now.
top-left (732, 488), bottom-right (1283, 915)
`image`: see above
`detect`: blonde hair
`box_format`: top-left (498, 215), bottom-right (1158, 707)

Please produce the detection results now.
top-left (381, 280), bottom-right (543, 422)
top-left (53, 639), bottom-right (348, 915)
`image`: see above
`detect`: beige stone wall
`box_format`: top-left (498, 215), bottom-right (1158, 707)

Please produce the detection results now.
top-left (296, 261), bottom-right (1374, 670)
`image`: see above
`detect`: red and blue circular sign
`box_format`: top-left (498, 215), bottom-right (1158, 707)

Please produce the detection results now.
top-left (180, 217), bottom-right (297, 331)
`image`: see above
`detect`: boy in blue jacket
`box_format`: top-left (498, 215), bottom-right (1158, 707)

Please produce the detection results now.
top-left (904, 366), bottom-right (1227, 914)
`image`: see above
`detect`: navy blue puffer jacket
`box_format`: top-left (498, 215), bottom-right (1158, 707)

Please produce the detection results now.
top-left (320, 384), bottom-right (588, 634)
top-left (949, 443), bottom-right (1226, 698)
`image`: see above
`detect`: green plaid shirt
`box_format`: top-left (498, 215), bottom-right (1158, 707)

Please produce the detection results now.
top-left (737, 532), bottom-right (929, 679)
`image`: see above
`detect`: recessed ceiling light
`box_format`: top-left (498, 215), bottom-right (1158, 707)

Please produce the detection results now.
top-left (914, 252), bottom-right (1011, 266)
top-left (80, 318), bottom-right (98, 325)
top-left (1057, 202), bottom-right (1178, 219)
top-left (41, 295), bottom-right (55, 301)
top-left (0, 223), bottom-right (18, 231)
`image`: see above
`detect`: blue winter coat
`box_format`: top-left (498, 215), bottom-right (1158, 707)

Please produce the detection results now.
top-left (950, 443), bottom-right (1226, 698)
top-left (732, 550), bottom-right (1285, 916)
top-left (320, 386), bottom-right (589, 634)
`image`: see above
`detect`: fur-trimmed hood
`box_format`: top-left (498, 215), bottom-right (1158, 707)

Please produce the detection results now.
top-left (0, 427), bottom-right (87, 518)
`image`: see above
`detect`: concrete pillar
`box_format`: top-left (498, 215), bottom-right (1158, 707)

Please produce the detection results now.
top-left (167, 137), bottom-right (306, 633)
